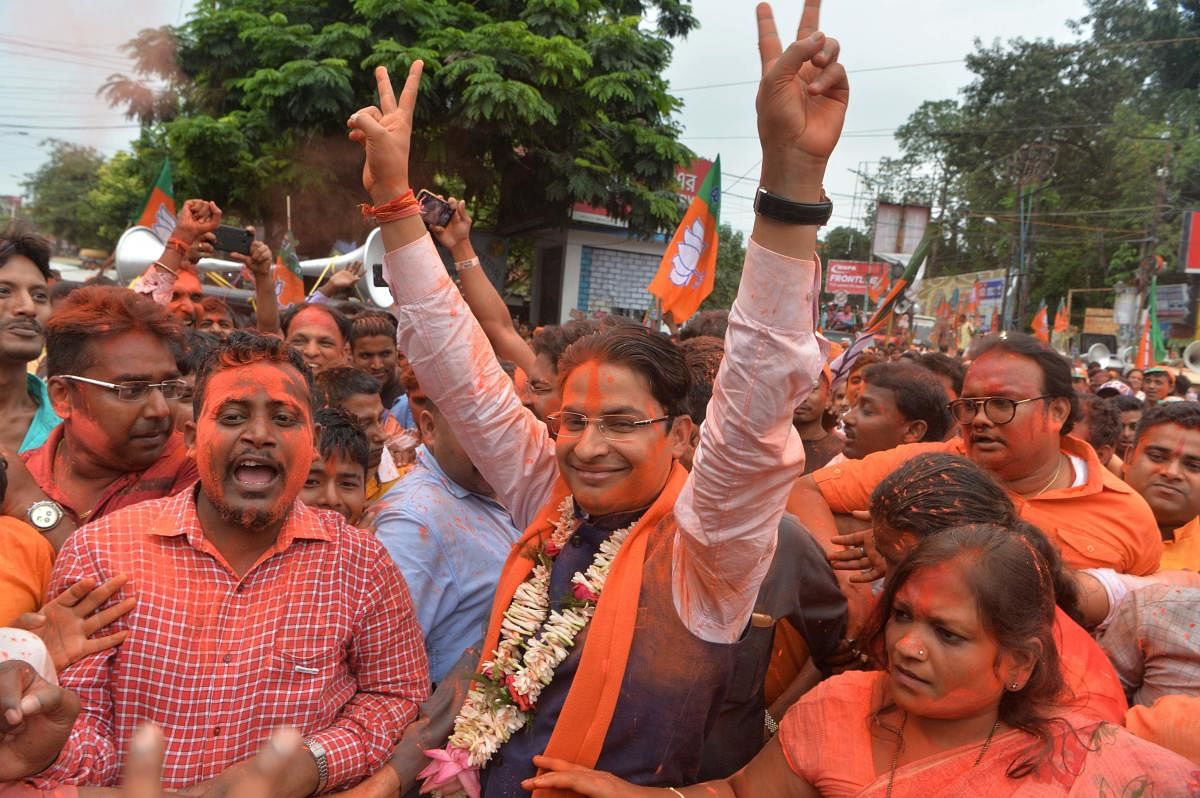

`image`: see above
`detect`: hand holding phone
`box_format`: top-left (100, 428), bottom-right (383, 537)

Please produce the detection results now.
top-left (416, 190), bottom-right (454, 228)
top-left (213, 225), bottom-right (254, 256)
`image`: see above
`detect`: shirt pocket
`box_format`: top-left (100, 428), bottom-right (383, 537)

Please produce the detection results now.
top-left (269, 639), bottom-right (344, 724)
top-left (1053, 524), bottom-right (1127, 571)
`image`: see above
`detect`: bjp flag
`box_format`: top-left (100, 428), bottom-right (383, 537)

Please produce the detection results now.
top-left (1031, 300), bottom-right (1049, 343)
top-left (272, 231), bottom-right (306, 308)
top-left (648, 156), bottom-right (721, 323)
top-left (134, 159), bottom-right (176, 242)
top-left (1053, 298), bottom-right (1068, 334)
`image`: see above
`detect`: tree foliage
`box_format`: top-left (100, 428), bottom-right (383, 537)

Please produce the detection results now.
top-left (95, 0), bottom-right (698, 254)
top-left (699, 223), bottom-right (746, 311)
top-left (22, 141), bottom-right (107, 249)
top-left (820, 225), bottom-right (872, 262)
top-left (860, 0), bottom-right (1200, 328)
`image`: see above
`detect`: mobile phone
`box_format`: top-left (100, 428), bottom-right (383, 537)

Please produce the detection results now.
top-left (213, 225), bottom-right (253, 255)
top-left (372, 262), bottom-right (388, 288)
top-left (416, 189), bottom-right (454, 228)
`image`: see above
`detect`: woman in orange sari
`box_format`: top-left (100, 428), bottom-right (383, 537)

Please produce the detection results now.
top-left (524, 525), bottom-right (1199, 797)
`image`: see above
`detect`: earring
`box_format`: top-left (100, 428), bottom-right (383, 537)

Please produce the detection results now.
top-left (1010, 682), bottom-right (1020, 690)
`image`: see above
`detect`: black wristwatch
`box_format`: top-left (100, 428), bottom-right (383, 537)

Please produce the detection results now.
top-left (753, 187), bottom-right (833, 226)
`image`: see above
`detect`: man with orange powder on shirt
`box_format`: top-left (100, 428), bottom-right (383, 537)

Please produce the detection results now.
top-left (790, 333), bottom-right (1163, 575)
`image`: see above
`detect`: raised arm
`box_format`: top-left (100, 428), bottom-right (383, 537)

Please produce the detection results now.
top-left (430, 199), bottom-right (538, 376)
top-left (347, 65), bottom-right (557, 529)
top-left (672, 0), bottom-right (848, 644)
top-left (134, 201), bottom-right (221, 305)
top-left (230, 229), bottom-right (281, 336)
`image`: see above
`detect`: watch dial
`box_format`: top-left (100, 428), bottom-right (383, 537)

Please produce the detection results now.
top-left (31, 505), bottom-right (58, 527)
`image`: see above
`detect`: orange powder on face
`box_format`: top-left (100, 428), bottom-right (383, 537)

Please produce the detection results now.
top-left (195, 362), bottom-right (314, 523)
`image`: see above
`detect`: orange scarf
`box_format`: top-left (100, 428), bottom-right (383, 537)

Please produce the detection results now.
top-left (476, 462), bottom-right (689, 796)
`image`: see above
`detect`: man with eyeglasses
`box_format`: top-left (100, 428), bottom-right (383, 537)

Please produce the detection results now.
top-left (1, 286), bottom-right (198, 550)
top-left (348, 4), bottom-right (841, 791)
top-left (789, 332), bottom-right (1162, 576)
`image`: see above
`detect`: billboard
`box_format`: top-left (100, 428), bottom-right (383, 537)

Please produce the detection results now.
top-left (873, 203), bottom-right (931, 261)
top-left (1181, 210), bottom-right (1200, 274)
top-left (825, 260), bottom-right (883, 295)
top-left (570, 159), bottom-right (714, 228)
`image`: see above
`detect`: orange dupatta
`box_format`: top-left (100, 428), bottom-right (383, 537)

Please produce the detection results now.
top-left (476, 462), bottom-right (690, 796)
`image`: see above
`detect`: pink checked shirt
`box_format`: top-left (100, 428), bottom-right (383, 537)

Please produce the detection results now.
top-left (34, 490), bottom-right (429, 791)
top-left (386, 235), bottom-right (823, 644)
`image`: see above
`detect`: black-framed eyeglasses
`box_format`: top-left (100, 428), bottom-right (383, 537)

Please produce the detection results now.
top-left (948, 395), bottom-right (1052, 425)
top-left (547, 411), bottom-right (670, 440)
top-left (60, 375), bottom-right (189, 402)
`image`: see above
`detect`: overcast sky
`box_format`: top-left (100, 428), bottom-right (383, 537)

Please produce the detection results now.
top-left (0, 0), bottom-right (1091, 236)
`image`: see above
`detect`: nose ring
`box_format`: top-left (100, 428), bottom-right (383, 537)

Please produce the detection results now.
top-left (917, 649), bottom-right (925, 657)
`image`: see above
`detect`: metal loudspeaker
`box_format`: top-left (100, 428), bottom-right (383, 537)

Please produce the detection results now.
top-left (113, 225), bottom-right (390, 306)
top-left (1184, 340), bottom-right (1200, 373)
top-left (1086, 342), bottom-right (1112, 364)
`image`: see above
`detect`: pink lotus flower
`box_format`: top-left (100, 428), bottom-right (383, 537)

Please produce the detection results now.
top-left (505, 675), bottom-right (533, 711)
top-left (572, 582), bottom-right (599, 602)
top-left (418, 746), bottom-right (480, 798)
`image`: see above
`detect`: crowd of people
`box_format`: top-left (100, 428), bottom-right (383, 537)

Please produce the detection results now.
top-left (0, 3), bottom-right (1198, 796)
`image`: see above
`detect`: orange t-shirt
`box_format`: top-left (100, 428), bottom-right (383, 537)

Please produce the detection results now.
top-left (1162, 515), bottom-right (1200, 571)
top-left (808, 435), bottom-right (1163, 575)
top-left (0, 516), bottom-right (53, 625)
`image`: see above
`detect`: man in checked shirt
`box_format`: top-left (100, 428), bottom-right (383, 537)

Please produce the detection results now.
top-left (6, 331), bottom-right (429, 795)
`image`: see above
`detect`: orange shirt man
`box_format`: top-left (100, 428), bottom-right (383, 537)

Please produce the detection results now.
top-left (790, 334), bottom-right (1162, 575)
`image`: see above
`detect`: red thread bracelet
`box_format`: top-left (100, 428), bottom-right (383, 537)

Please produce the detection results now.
top-left (165, 237), bottom-right (190, 256)
top-left (360, 190), bottom-right (420, 223)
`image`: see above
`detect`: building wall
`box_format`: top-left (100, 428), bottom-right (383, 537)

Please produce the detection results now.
top-left (554, 229), bottom-right (666, 323)
top-left (578, 245), bottom-right (661, 317)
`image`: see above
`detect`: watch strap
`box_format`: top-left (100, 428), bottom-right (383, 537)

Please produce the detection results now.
top-left (753, 187), bottom-right (833, 226)
top-left (303, 738), bottom-right (328, 795)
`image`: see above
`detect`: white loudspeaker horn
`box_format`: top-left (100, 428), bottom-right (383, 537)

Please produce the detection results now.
top-left (114, 225), bottom-right (389, 306)
top-left (1086, 342), bottom-right (1112, 364)
top-left (1184, 340), bottom-right (1200, 373)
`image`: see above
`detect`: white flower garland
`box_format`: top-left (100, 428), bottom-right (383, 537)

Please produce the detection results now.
top-left (442, 495), bottom-right (635, 770)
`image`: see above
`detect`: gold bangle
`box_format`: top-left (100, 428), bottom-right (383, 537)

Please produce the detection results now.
top-left (151, 260), bottom-right (177, 277)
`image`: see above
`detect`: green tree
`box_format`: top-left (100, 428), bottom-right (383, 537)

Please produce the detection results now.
top-left (101, 0), bottom-right (699, 255)
top-left (22, 141), bottom-right (107, 249)
top-left (699, 223), bottom-right (746, 311)
top-left (820, 225), bottom-right (871, 261)
top-left (870, 0), bottom-right (1200, 323)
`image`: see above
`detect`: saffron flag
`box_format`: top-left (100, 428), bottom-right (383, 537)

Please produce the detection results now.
top-left (272, 231), bottom-right (305, 308)
top-left (1031, 300), bottom-right (1049, 343)
top-left (1053, 298), bottom-right (1068, 334)
top-left (134, 159), bottom-right (176, 242)
top-left (830, 225), bottom-right (934, 385)
top-left (648, 155), bottom-right (721, 323)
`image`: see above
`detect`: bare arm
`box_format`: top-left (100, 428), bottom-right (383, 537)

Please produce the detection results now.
top-left (431, 199), bottom-right (537, 376)
top-left (229, 229), bottom-right (281, 336)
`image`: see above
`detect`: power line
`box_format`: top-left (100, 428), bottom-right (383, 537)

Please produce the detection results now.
top-left (0, 122), bottom-right (140, 131)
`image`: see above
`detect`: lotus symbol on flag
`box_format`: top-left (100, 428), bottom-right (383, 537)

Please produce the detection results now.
top-left (151, 204), bottom-right (177, 242)
top-left (669, 218), bottom-right (707, 287)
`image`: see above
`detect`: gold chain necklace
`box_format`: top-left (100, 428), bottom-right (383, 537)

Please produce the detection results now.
top-left (885, 712), bottom-right (1002, 798)
top-left (1028, 454), bottom-right (1064, 498)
